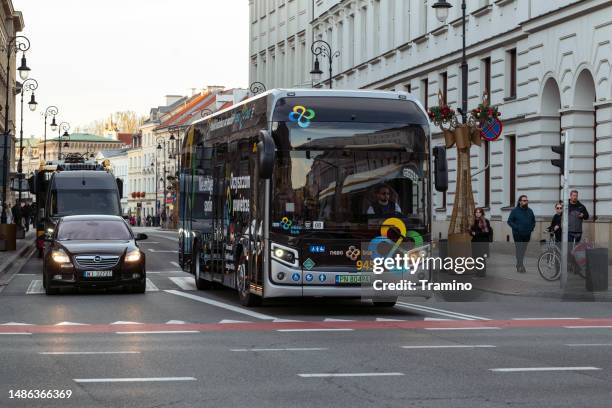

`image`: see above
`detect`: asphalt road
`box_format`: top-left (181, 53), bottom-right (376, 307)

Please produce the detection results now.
top-left (1, 227), bottom-right (612, 408)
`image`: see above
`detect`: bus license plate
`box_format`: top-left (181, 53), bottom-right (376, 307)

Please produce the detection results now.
top-left (335, 275), bottom-right (370, 285)
top-left (83, 270), bottom-right (112, 278)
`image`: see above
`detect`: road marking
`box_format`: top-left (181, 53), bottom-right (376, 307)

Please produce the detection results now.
top-left (299, 373), bottom-right (404, 378)
top-left (170, 261), bottom-right (181, 268)
top-left (425, 327), bottom-right (500, 331)
top-left (424, 317), bottom-right (451, 321)
top-left (219, 319), bottom-right (250, 324)
top-left (396, 302), bottom-right (489, 321)
top-left (168, 277), bottom-right (196, 291)
top-left (55, 322), bottom-right (88, 326)
top-left (324, 318), bottom-right (354, 322)
top-left (277, 328), bottom-right (354, 332)
top-left (17, 273), bottom-right (37, 276)
top-left (139, 242), bottom-right (160, 244)
top-left (272, 319), bottom-right (302, 323)
top-left (147, 249), bottom-right (178, 253)
top-left (490, 367), bottom-right (601, 373)
top-left (111, 321), bottom-right (143, 325)
top-left (166, 320), bottom-right (186, 324)
top-left (401, 345), bottom-right (495, 349)
top-left (145, 278), bottom-right (159, 292)
top-left (164, 290), bottom-right (279, 320)
top-left (74, 377), bottom-right (197, 383)
top-left (231, 347), bottom-right (329, 352)
top-left (565, 326), bottom-right (612, 329)
top-left (0, 332), bottom-right (32, 335)
top-left (39, 351), bottom-right (141, 355)
top-left (26, 280), bottom-right (44, 295)
top-left (512, 317), bottom-right (582, 320)
top-left (376, 318), bottom-right (405, 322)
top-left (1, 322), bottom-right (32, 326)
top-left (566, 343), bottom-right (612, 347)
top-left (116, 330), bottom-right (199, 335)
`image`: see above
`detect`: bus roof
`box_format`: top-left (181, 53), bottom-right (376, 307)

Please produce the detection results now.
top-left (51, 170), bottom-right (117, 190)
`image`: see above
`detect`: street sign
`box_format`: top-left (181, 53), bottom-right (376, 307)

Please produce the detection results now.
top-left (480, 118), bottom-right (503, 141)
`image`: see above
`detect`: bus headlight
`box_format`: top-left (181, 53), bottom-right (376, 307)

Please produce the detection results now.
top-left (51, 249), bottom-right (70, 264)
top-left (271, 243), bottom-right (298, 266)
top-left (125, 249), bottom-right (142, 263)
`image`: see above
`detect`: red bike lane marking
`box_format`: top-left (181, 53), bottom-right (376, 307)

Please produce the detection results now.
top-left (2, 318), bottom-right (612, 334)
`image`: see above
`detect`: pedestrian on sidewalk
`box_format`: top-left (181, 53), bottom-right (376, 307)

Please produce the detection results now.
top-left (507, 195), bottom-right (535, 273)
top-left (548, 201), bottom-right (563, 243)
top-left (470, 207), bottom-right (492, 277)
top-left (568, 190), bottom-right (588, 244)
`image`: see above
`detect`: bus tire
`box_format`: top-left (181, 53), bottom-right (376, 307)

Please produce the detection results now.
top-left (192, 245), bottom-right (212, 290)
top-left (237, 258), bottom-right (261, 307)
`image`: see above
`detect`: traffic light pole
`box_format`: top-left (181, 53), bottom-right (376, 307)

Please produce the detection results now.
top-left (560, 131), bottom-right (570, 289)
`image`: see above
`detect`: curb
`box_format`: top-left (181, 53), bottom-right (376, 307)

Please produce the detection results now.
top-left (0, 239), bottom-right (36, 284)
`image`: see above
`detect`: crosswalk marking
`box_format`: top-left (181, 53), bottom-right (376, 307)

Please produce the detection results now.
top-left (168, 277), bottom-right (196, 291)
top-left (26, 280), bottom-right (44, 295)
top-left (145, 278), bottom-right (158, 292)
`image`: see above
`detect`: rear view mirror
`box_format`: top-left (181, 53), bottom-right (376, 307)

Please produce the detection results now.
top-left (135, 233), bottom-right (148, 241)
top-left (257, 129), bottom-right (275, 179)
top-left (433, 146), bottom-right (448, 192)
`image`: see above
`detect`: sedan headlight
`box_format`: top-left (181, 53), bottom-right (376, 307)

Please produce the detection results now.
top-left (125, 249), bottom-right (142, 263)
top-left (51, 249), bottom-right (70, 264)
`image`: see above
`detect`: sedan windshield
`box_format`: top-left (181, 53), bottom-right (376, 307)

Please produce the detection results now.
top-left (57, 220), bottom-right (132, 241)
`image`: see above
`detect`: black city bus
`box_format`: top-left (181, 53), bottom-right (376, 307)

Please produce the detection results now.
top-left (178, 89), bottom-right (447, 306)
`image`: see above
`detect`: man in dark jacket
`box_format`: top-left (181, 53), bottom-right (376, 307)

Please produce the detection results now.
top-left (507, 195), bottom-right (536, 273)
top-left (568, 190), bottom-right (588, 243)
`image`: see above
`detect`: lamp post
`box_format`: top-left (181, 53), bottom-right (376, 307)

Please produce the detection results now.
top-left (249, 81), bottom-right (266, 95)
top-left (432, 0), bottom-right (467, 122)
top-left (151, 161), bottom-right (157, 225)
top-left (57, 122), bottom-right (70, 160)
top-left (1, 35), bottom-right (31, 224)
top-left (17, 78), bottom-right (38, 206)
top-left (44, 106), bottom-right (59, 162)
top-left (156, 136), bottom-right (167, 226)
top-left (309, 40), bottom-right (339, 89)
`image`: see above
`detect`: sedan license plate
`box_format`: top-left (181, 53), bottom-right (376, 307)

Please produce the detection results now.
top-left (335, 275), bottom-right (371, 285)
top-left (83, 270), bottom-right (113, 278)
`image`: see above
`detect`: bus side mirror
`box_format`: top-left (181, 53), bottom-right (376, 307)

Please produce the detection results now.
top-left (433, 146), bottom-right (448, 192)
top-left (257, 129), bottom-right (275, 179)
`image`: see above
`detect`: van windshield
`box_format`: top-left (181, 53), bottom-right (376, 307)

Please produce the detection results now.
top-left (50, 189), bottom-right (120, 217)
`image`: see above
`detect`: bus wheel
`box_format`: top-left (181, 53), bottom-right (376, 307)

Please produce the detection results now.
top-left (237, 259), bottom-right (261, 307)
top-left (192, 246), bottom-right (212, 290)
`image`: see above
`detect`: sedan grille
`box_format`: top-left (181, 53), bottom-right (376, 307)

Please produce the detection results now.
top-left (74, 255), bottom-right (120, 269)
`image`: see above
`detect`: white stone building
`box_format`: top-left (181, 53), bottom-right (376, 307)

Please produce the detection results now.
top-left (97, 148), bottom-right (129, 214)
top-left (249, 0), bottom-right (612, 246)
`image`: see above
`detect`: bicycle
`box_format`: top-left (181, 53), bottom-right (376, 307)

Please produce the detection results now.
top-left (537, 232), bottom-right (588, 281)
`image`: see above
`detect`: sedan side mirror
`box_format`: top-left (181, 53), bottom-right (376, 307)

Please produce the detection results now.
top-left (135, 233), bottom-right (148, 241)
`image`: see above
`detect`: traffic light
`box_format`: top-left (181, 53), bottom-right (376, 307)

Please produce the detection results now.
top-left (551, 143), bottom-right (564, 174)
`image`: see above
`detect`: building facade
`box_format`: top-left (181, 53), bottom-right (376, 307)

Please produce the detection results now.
top-left (250, 0), bottom-right (612, 247)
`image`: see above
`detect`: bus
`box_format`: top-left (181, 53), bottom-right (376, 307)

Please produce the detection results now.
top-left (178, 89), bottom-right (447, 306)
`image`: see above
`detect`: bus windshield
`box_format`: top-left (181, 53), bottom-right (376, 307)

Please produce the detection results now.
top-left (50, 189), bottom-right (121, 217)
top-left (271, 121), bottom-right (429, 236)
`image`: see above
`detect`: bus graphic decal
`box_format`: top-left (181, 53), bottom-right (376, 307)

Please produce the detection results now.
top-left (367, 218), bottom-right (423, 272)
top-left (288, 105), bottom-right (316, 128)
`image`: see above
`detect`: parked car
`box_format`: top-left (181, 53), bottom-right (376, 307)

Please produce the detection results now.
top-left (43, 215), bottom-right (147, 295)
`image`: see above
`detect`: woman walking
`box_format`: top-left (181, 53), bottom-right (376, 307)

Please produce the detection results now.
top-left (470, 207), bottom-right (492, 276)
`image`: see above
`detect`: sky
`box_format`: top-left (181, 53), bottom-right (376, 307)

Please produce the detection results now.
top-left (14, 0), bottom-right (249, 138)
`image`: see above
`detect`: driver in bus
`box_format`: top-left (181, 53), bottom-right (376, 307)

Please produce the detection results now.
top-left (366, 184), bottom-right (402, 217)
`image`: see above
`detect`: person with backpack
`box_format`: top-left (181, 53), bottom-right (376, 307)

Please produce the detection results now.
top-left (507, 195), bottom-right (535, 273)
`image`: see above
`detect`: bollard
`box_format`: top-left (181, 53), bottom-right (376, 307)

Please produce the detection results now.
top-left (586, 248), bottom-right (608, 292)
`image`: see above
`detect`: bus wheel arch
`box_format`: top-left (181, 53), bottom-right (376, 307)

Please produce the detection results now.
top-left (236, 254), bottom-right (261, 307)
top-left (191, 240), bottom-right (212, 290)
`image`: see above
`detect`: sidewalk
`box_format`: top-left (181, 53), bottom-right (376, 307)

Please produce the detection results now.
top-left (0, 229), bottom-right (36, 279)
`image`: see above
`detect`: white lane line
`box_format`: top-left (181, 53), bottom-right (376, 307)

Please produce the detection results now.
top-left (16, 273), bottom-right (36, 276)
top-left (168, 277), bottom-right (197, 291)
top-left (1, 322), bottom-right (32, 326)
top-left (26, 280), bottom-right (44, 295)
top-left (145, 278), bottom-right (159, 292)
top-left (231, 348), bottom-right (329, 352)
top-left (116, 331), bottom-right (199, 335)
top-left (170, 261), bottom-right (181, 268)
top-left (166, 320), bottom-right (186, 324)
top-left (39, 351), bottom-right (141, 355)
top-left (219, 319), bottom-right (250, 324)
top-left (376, 318), bottom-right (405, 322)
top-left (165, 289), bottom-right (279, 321)
top-left (55, 322), bottom-right (88, 326)
top-left (565, 326), bottom-right (612, 329)
top-left (401, 345), bottom-right (495, 349)
top-left (147, 249), bottom-right (178, 253)
top-left (566, 344), bottom-right (612, 347)
top-left (111, 321), bottom-right (142, 325)
top-left (324, 318), bottom-right (354, 322)
top-left (396, 302), bottom-right (489, 321)
top-left (272, 318), bottom-right (303, 323)
top-left (74, 377), bottom-right (197, 383)
top-left (0, 332), bottom-right (32, 335)
top-left (424, 327), bottom-right (500, 331)
top-left (277, 328), bottom-right (354, 332)
top-left (299, 373), bottom-right (404, 378)
top-left (490, 367), bottom-right (601, 373)
top-left (139, 242), bottom-right (160, 244)
top-left (512, 317), bottom-right (583, 320)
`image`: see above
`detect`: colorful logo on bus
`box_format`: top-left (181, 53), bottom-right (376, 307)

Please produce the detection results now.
top-left (280, 217), bottom-right (293, 230)
top-left (288, 105), bottom-right (316, 128)
top-left (367, 218), bottom-right (423, 274)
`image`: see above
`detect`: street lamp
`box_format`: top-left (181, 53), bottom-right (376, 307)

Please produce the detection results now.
top-left (1, 35), bottom-right (31, 224)
top-left (17, 78), bottom-right (38, 207)
top-left (43, 106), bottom-right (59, 162)
top-left (432, 0), bottom-right (468, 122)
top-left (57, 122), bottom-right (70, 160)
top-left (310, 40), bottom-right (339, 89)
top-left (249, 81), bottom-right (266, 95)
